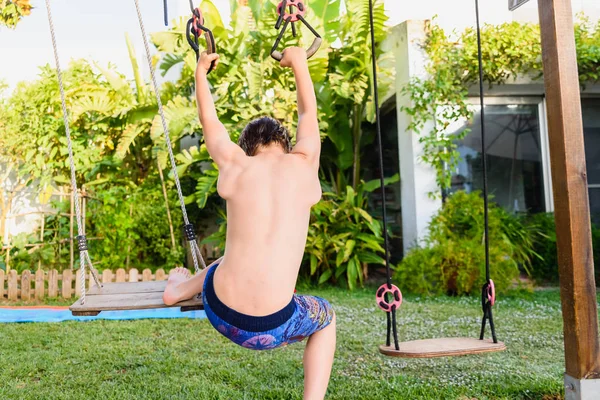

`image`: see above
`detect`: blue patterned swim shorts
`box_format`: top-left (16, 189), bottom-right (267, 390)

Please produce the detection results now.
top-left (202, 264), bottom-right (334, 350)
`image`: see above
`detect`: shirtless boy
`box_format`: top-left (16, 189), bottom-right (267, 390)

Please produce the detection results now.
top-left (162, 47), bottom-right (336, 400)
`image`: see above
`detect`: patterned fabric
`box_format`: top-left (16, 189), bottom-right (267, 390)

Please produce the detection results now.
top-left (202, 267), bottom-right (334, 351)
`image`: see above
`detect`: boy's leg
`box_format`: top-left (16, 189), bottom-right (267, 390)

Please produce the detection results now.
top-left (163, 257), bottom-right (222, 305)
top-left (303, 313), bottom-right (336, 400)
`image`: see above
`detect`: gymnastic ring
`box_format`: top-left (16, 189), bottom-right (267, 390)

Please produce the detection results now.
top-left (276, 0), bottom-right (306, 23)
top-left (486, 279), bottom-right (496, 307)
top-left (270, 37), bottom-right (322, 61)
top-left (376, 283), bottom-right (402, 312)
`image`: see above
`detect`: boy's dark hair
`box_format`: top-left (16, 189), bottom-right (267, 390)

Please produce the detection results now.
top-left (238, 116), bottom-right (292, 156)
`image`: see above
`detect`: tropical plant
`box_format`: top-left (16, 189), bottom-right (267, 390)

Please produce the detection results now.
top-left (150, 0), bottom-right (393, 208)
top-left (304, 183), bottom-right (386, 289)
top-left (318, 0), bottom-right (393, 191)
top-left (0, 0), bottom-right (31, 28)
top-left (396, 191), bottom-right (536, 295)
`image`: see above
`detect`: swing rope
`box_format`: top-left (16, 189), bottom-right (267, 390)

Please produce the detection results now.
top-left (368, 0), bottom-right (399, 350)
top-left (372, 0), bottom-right (498, 352)
top-left (45, 0), bottom-right (102, 304)
top-left (133, 0), bottom-right (206, 274)
top-left (475, 0), bottom-right (498, 343)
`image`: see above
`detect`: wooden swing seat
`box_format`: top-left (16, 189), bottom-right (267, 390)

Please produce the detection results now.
top-left (69, 281), bottom-right (204, 316)
top-left (379, 337), bottom-right (506, 358)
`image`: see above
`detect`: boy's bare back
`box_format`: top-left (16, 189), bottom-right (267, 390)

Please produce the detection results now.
top-left (215, 151), bottom-right (321, 316)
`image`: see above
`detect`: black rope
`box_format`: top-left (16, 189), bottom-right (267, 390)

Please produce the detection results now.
top-left (368, 0), bottom-right (398, 351)
top-left (391, 305), bottom-right (399, 351)
top-left (368, 0), bottom-right (391, 287)
top-left (475, 0), bottom-right (498, 343)
top-left (474, 0), bottom-right (490, 283)
top-left (386, 310), bottom-right (391, 347)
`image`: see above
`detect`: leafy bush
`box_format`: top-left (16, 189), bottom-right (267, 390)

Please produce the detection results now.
top-left (395, 191), bottom-right (536, 295)
top-left (525, 213), bottom-right (558, 283)
top-left (86, 185), bottom-right (184, 271)
top-left (525, 212), bottom-right (600, 284)
top-left (304, 185), bottom-right (386, 289)
top-left (0, 233), bottom-right (55, 273)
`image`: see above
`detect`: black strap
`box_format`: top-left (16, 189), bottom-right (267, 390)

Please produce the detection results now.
top-left (163, 0), bottom-right (168, 26)
top-left (475, 0), bottom-right (498, 342)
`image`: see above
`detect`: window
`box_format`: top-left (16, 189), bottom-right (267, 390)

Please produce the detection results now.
top-left (450, 100), bottom-right (546, 214)
top-left (583, 98), bottom-right (600, 221)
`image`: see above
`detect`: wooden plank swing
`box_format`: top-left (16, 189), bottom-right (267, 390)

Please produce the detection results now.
top-left (69, 280), bottom-right (203, 316)
top-left (369, 0), bottom-right (506, 358)
top-left (45, 0), bottom-right (209, 318)
top-left (379, 338), bottom-right (506, 358)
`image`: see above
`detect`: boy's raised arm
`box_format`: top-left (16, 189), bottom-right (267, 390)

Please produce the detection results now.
top-left (280, 48), bottom-right (320, 166)
top-left (195, 52), bottom-right (244, 166)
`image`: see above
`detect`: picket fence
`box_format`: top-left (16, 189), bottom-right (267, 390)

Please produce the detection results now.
top-left (0, 268), bottom-right (170, 301)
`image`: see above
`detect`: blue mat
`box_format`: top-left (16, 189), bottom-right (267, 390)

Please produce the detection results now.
top-left (0, 307), bottom-right (206, 323)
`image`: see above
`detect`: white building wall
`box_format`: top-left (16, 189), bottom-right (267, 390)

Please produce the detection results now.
top-left (389, 3), bottom-right (599, 253)
top-left (393, 21), bottom-right (442, 252)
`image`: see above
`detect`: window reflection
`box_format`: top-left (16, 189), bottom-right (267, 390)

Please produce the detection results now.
top-left (583, 98), bottom-right (600, 221)
top-left (450, 103), bottom-right (545, 213)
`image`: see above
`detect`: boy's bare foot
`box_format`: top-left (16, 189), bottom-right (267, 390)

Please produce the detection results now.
top-left (163, 267), bottom-right (192, 306)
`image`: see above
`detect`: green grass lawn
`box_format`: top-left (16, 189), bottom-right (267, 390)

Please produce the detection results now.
top-left (0, 287), bottom-right (567, 399)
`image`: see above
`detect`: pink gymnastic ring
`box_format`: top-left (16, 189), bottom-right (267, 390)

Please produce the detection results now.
top-left (487, 279), bottom-right (496, 306)
top-left (276, 0), bottom-right (306, 23)
top-left (192, 9), bottom-right (204, 33)
top-left (376, 283), bottom-right (402, 312)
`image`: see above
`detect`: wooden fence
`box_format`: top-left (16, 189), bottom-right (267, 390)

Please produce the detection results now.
top-left (0, 268), bottom-right (170, 301)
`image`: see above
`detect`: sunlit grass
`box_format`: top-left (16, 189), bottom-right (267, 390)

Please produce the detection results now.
top-left (0, 287), bottom-right (568, 399)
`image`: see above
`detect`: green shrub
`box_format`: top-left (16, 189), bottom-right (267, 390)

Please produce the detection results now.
top-left (304, 185), bottom-right (386, 289)
top-left (85, 184), bottom-right (183, 271)
top-left (525, 213), bottom-right (558, 283)
top-left (395, 191), bottom-right (535, 295)
top-left (525, 212), bottom-right (600, 284)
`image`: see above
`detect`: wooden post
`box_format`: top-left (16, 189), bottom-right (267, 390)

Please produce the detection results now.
top-left (35, 269), bottom-right (45, 300)
top-left (155, 268), bottom-right (166, 281)
top-left (5, 245), bottom-right (10, 273)
top-left (0, 269), bottom-right (4, 298)
top-left (538, 0), bottom-right (600, 391)
top-left (102, 269), bottom-right (113, 284)
top-left (157, 160), bottom-right (177, 250)
top-left (62, 269), bottom-right (73, 299)
top-left (129, 268), bottom-right (139, 283)
top-left (38, 214), bottom-right (44, 271)
top-left (21, 270), bottom-right (31, 301)
top-left (7, 269), bottom-right (17, 300)
top-left (48, 269), bottom-right (58, 298)
top-left (81, 189), bottom-right (86, 235)
top-left (5, 195), bottom-right (12, 273)
top-left (126, 204), bottom-right (133, 269)
top-left (142, 268), bottom-right (152, 281)
top-left (69, 190), bottom-right (74, 270)
top-left (75, 269), bottom-right (81, 297)
top-left (116, 268), bottom-right (126, 282)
